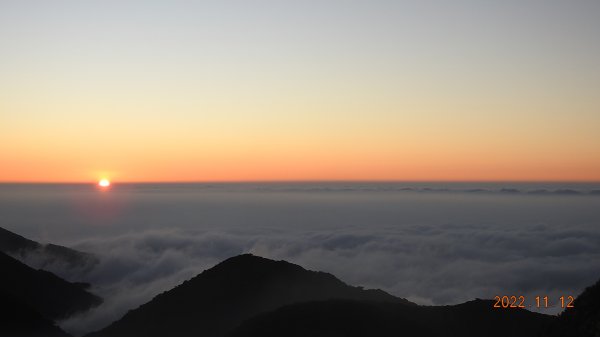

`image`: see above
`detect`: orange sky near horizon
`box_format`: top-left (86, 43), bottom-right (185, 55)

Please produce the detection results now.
top-left (1, 1), bottom-right (599, 183)
top-left (2, 125), bottom-right (598, 182)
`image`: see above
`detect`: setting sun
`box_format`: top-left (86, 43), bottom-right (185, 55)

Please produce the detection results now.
top-left (98, 179), bottom-right (111, 187)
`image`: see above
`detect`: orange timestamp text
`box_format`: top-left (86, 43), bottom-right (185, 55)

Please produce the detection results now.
top-left (493, 295), bottom-right (574, 309)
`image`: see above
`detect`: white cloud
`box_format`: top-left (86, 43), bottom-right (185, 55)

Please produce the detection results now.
top-left (57, 218), bottom-right (600, 335)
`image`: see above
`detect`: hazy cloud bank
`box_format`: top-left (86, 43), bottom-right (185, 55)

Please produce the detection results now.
top-left (3, 183), bottom-right (597, 335)
top-left (58, 221), bottom-right (600, 335)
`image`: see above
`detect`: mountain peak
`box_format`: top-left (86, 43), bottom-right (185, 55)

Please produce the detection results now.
top-left (87, 254), bottom-right (411, 337)
top-left (207, 253), bottom-right (300, 273)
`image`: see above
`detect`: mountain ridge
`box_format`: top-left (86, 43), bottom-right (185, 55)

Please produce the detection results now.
top-left (86, 254), bottom-right (413, 337)
top-left (0, 228), bottom-right (103, 337)
top-left (0, 226), bottom-right (98, 275)
top-left (0, 251), bottom-right (102, 321)
top-left (86, 254), bottom-right (564, 337)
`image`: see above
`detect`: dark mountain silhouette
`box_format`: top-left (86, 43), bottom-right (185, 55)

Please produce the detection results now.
top-left (0, 226), bottom-right (39, 252)
top-left (0, 292), bottom-right (71, 337)
top-left (229, 299), bottom-right (436, 337)
top-left (0, 226), bottom-right (98, 273)
top-left (86, 254), bottom-right (413, 337)
top-left (229, 298), bottom-right (553, 337)
top-left (0, 246), bottom-right (590, 337)
top-left (0, 251), bottom-right (102, 321)
top-left (0, 228), bottom-right (102, 337)
top-left (543, 278), bottom-right (600, 337)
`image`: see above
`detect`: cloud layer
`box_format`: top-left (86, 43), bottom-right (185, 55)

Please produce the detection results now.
top-left (1, 183), bottom-right (598, 336)
top-left (58, 220), bottom-right (600, 335)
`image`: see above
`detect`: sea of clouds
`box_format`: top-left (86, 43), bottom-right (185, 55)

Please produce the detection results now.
top-left (1, 183), bottom-right (599, 335)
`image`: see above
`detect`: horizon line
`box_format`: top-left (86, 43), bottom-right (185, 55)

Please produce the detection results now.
top-left (1, 179), bottom-right (599, 184)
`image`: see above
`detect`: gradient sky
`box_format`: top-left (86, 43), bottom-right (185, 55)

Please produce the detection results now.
top-left (1, 0), bottom-right (599, 182)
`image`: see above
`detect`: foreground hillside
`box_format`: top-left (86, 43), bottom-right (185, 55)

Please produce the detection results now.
top-left (0, 251), bottom-right (102, 337)
top-left (0, 227), bottom-right (103, 337)
top-left (229, 298), bottom-right (552, 337)
top-left (0, 251), bottom-right (102, 321)
top-left (87, 254), bottom-right (559, 337)
top-left (87, 254), bottom-right (412, 337)
top-left (544, 278), bottom-right (600, 337)
top-left (0, 292), bottom-right (71, 337)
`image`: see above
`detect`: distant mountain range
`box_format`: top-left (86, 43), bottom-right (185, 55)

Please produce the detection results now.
top-left (1, 226), bottom-right (598, 337)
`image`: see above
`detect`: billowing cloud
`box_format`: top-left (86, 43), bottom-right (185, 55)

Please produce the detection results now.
top-left (3, 184), bottom-right (598, 336)
top-left (57, 220), bottom-right (600, 336)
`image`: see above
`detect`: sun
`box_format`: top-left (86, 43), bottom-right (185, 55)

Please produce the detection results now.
top-left (98, 179), bottom-right (111, 187)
